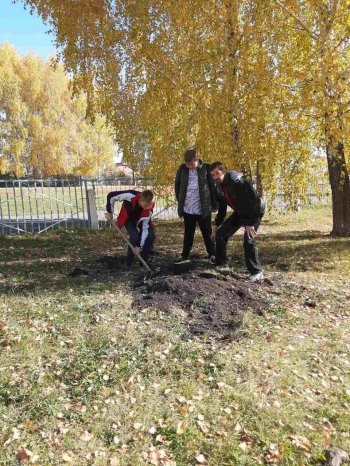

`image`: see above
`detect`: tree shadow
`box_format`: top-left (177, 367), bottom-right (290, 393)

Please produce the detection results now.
top-left (257, 231), bottom-right (350, 272)
top-left (1, 226), bottom-right (349, 296)
top-left (1, 226), bottom-right (349, 340)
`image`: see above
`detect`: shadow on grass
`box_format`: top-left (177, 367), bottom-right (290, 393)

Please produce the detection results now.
top-left (217, 229), bottom-right (350, 272)
top-left (0, 227), bottom-right (349, 296)
top-left (259, 232), bottom-right (350, 271)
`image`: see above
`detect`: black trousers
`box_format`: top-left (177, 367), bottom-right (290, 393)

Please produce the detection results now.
top-left (182, 213), bottom-right (215, 258)
top-left (125, 220), bottom-right (155, 265)
top-left (216, 213), bottom-right (263, 274)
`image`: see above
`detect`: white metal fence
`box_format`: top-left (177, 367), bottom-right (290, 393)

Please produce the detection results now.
top-left (0, 177), bottom-right (331, 235)
top-left (0, 177), bottom-right (177, 235)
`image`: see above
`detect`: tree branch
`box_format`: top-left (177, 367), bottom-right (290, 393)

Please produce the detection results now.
top-left (328, 0), bottom-right (340, 29)
top-left (140, 55), bottom-right (212, 112)
top-left (273, 0), bottom-right (320, 42)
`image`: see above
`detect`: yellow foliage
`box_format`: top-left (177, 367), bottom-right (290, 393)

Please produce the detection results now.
top-left (14, 1), bottom-right (350, 202)
top-left (0, 43), bottom-right (115, 177)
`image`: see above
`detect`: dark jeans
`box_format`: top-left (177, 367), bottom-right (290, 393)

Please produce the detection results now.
top-left (125, 220), bottom-right (155, 265)
top-left (182, 213), bottom-right (215, 258)
top-left (216, 213), bottom-right (263, 274)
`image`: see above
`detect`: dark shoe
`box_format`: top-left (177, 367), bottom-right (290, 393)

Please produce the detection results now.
top-left (215, 258), bottom-right (229, 267)
top-left (122, 262), bottom-right (133, 271)
top-left (126, 256), bottom-right (134, 267)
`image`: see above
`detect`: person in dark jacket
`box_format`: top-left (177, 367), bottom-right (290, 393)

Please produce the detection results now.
top-left (210, 162), bottom-right (265, 282)
top-left (174, 149), bottom-right (218, 264)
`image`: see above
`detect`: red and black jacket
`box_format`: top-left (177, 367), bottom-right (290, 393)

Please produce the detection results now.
top-left (106, 190), bottom-right (154, 248)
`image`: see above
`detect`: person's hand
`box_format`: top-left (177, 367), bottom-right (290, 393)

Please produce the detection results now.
top-left (245, 225), bottom-right (256, 239)
top-left (105, 212), bottom-right (113, 221)
top-left (133, 246), bottom-right (141, 256)
top-left (211, 225), bottom-right (218, 241)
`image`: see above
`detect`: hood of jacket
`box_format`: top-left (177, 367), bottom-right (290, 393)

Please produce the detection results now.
top-left (227, 171), bottom-right (243, 182)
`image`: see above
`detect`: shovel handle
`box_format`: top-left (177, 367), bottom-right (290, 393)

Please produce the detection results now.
top-left (115, 225), bottom-right (152, 272)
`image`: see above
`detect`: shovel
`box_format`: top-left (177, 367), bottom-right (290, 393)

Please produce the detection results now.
top-left (115, 225), bottom-right (152, 272)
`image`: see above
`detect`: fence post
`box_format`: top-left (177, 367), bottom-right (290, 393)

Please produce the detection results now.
top-left (87, 189), bottom-right (99, 229)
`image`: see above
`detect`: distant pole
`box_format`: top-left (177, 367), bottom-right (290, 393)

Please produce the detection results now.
top-left (87, 189), bottom-right (99, 229)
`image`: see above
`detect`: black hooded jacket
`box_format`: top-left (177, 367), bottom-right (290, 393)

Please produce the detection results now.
top-left (214, 171), bottom-right (265, 227)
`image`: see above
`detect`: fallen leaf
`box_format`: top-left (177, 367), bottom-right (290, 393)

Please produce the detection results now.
top-left (21, 420), bottom-right (36, 432)
top-left (179, 404), bottom-right (189, 415)
top-left (74, 405), bottom-right (87, 414)
top-left (195, 453), bottom-right (208, 464)
top-left (176, 396), bottom-right (186, 403)
top-left (110, 456), bottom-right (120, 466)
top-left (265, 443), bottom-right (282, 464)
top-left (289, 435), bottom-right (311, 452)
top-left (240, 431), bottom-right (253, 444)
top-left (234, 422), bottom-right (242, 432)
top-left (62, 452), bottom-right (74, 463)
top-left (16, 449), bottom-right (31, 462)
top-left (80, 430), bottom-right (93, 442)
top-left (176, 421), bottom-right (187, 435)
top-left (197, 421), bottom-right (210, 433)
top-left (133, 432), bottom-right (144, 442)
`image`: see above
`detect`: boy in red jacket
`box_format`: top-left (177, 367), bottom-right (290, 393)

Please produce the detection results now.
top-left (105, 189), bottom-right (155, 267)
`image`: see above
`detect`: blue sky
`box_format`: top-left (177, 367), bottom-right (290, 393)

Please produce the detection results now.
top-left (0, 0), bottom-right (56, 59)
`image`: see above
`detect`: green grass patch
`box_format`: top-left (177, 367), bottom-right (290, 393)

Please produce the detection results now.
top-left (0, 205), bottom-right (349, 465)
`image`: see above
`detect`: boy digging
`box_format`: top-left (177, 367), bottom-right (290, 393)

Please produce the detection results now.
top-left (105, 189), bottom-right (155, 268)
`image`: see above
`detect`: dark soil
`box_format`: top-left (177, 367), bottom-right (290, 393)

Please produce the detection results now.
top-left (69, 253), bottom-right (273, 339)
top-left (133, 269), bottom-right (254, 338)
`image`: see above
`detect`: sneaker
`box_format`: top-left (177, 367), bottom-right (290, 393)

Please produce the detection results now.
top-left (174, 256), bottom-right (191, 265)
top-left (215, 258), bottom-right (229, 267)
top-left (249, 271), bottom-right (264, 283)
top-left (215, 259), bottom-right (231, 273)
top-left (208, 255), bottom-right (216, 265)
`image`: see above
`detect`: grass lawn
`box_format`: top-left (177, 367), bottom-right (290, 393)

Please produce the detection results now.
top-left (0, 205), bottom-right (349, 465)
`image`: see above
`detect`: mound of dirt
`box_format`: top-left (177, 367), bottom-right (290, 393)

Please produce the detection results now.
top-left (69, 254), bottom-right (271, 339)
top-left (136, 271), bottom-right (251, 312)
top-left (133, 269), bottom-right (259, 338)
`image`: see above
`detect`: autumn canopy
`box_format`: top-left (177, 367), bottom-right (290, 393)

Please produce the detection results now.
top-left (0, 43), bottom-right (115, 178)
top-left (15, 0), bottom-right (350, 235)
